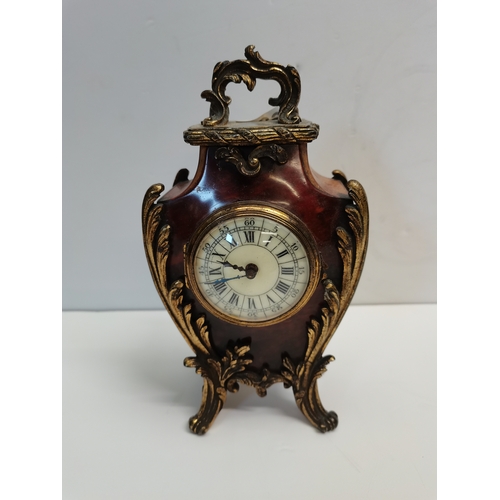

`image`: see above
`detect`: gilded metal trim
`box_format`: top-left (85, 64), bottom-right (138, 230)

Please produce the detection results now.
top-left (142, 178), bottom-right (368, 434)
top-left (184, 202), bottom-right (322, 328)
top-left (184, 46), bottom-right (319, 146)
top-left (184, 121), bottom-right (319, 146)
top-left (142, 184), bottom-right (212, 358)
top-left (214, 144), bottom-right (288, 176)
top-left (280, 179), bottom-right (369, 432)
top-left (201, 45), bottom-right (301, 127)
top-left (143, 184), bottom-right (249, 434)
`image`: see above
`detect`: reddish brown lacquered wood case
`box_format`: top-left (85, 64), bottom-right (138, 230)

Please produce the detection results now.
top-left (142, 46), bottom-right (368, 435)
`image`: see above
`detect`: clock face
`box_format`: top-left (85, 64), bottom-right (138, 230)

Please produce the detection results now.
top-left (187, 204), bottom-right (320, 326)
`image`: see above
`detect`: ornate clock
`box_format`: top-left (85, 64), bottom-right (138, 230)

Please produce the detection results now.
top-left (142, 46), bottom-right (369, 434)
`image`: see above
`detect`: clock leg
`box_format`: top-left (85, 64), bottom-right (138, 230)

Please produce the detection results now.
top-left (184, 338), bottom-right (253, 434)
top-left (292, 380), bottom-right (338, 433)
top-left (188, 377), bottom-right (226, 435)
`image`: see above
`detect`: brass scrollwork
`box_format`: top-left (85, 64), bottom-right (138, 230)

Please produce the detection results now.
top-left (280, 179), bottom-right (369, 432)
top-left (215, 144), bottom-right (288, 176)
top-left (201, 45), bottom-right (301, 127)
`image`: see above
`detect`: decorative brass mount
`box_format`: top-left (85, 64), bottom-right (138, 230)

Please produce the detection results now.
top-left (183, 46), bottom-right (320, 146)
top-left (215, 144), bottom-right (288, 176)
top-left (201, 45), bottom-right (301, 127)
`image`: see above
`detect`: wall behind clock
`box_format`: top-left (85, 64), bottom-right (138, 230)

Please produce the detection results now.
top-left (63, 0), bottom-right (436, 309)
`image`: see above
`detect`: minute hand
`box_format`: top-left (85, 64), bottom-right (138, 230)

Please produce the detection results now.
top-left (204, 274), bottom-right (246, 286)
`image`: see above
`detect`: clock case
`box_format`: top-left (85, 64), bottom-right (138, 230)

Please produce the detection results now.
top-left (142, 46), bottom-right (369, 435)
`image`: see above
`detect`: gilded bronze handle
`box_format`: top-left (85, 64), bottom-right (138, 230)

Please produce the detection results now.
top-left (201, 45), bottom-right (301, 127)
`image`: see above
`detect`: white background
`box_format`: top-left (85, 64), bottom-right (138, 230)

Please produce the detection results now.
top-left (63, 0), bottom-right (436, 310)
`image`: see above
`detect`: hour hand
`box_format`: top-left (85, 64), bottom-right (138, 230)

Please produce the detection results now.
top-left (216, 260), bottom-right (245, 272)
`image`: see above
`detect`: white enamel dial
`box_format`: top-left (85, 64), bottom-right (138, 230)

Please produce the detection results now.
top-left (191, 210), bottom-right (315, 325)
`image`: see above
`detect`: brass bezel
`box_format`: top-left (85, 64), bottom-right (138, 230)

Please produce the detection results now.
top-left (185, 202), bottom-right (321, 327)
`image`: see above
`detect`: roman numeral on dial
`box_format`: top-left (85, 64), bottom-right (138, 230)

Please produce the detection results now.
top-left (281, 267), bottom-right (294, 275)
top-left (228, 293), bottom-right (240, 306)
top-left (208, 267), bottom-right (222, 275)
top-left (226, 234), bottom-right (238, 247)
top-left (276, 249), bottom-right (289, 259)
top-left (248, 297), bottom-right (256, 309)
top-left (243, 231), bottom-right (255, 243)
top-left (213, 282), bottom-right (227, 295)
top-left (275, 280), bottom-right (290, 295)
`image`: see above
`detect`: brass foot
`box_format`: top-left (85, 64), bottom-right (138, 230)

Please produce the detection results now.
top-left (293, 381), bottom-right (338, 433)
top-left (188, 378), bottom-right (226, 435)
top-left (184, 339), bottom-right (252, 435)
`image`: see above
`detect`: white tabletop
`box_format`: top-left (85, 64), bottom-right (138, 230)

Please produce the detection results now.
top-left (63, 304), bottom-right (436, 499)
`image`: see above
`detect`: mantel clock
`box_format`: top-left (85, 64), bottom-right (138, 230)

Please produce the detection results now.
top-left (142, 46), bottom-right (369, 434)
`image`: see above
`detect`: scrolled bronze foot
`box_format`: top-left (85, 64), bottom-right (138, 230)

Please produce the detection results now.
top-left (186, 376), bottom-right (226, 435)
top-left (291, 378), bottom-right (338, 433)
top-left (184, 340), bottom-right (252, 435)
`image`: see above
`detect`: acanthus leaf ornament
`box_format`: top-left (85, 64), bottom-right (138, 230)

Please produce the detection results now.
top-left (280, 179), bottom-right (368, 432)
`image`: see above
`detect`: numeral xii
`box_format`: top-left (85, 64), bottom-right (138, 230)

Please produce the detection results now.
top-left (243, 230), bottom-right (255, 243)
